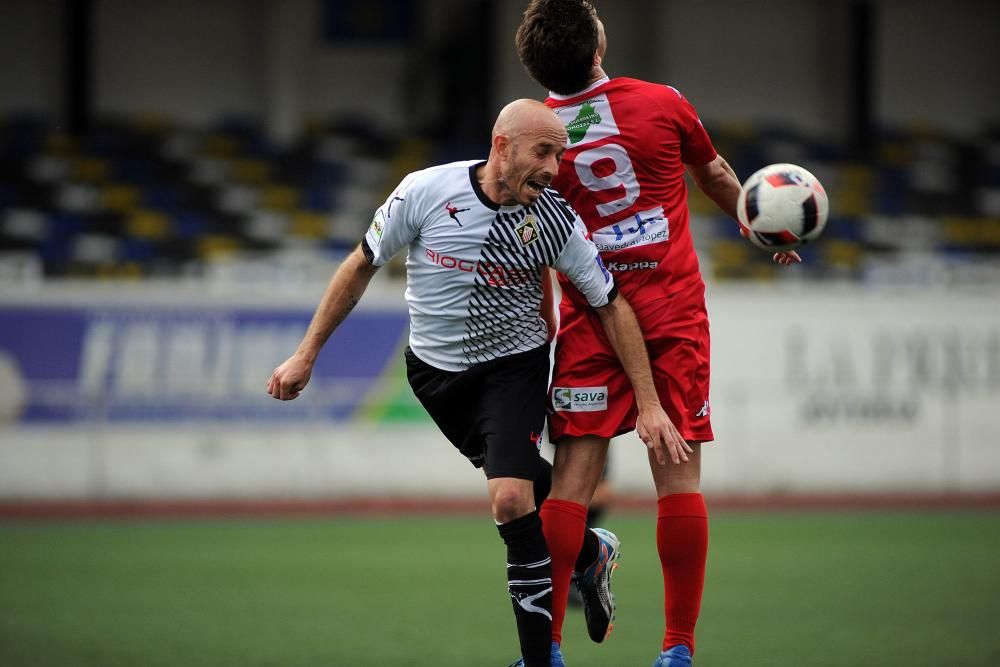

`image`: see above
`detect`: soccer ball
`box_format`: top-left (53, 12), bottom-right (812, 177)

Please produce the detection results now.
top-left (736, 163), bottom-right (829, 252)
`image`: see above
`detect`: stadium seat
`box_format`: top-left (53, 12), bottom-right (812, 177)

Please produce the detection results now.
top-left (2, 114), bottom-right (998, 282)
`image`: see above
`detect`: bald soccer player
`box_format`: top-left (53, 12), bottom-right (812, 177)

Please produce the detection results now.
top-left (268, 99), bottom-right (681, 667)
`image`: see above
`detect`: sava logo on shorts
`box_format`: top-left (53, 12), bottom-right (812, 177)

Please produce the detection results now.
top-left (552, 386), bottom-right (608, 412)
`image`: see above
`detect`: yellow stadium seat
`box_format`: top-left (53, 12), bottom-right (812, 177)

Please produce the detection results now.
top-left (877, 141), bottom-right (912, 167)
top-left (838, 164), bottom-right (874, 189)
top-left (230, 158), bottom-right (272, 184)
top-left (101, 184), bottom-right (140, 212)
top-left (712, 239), bottom-right (753, 267)
top-left (99, 261), bottom-right (145, 280)
top-left (133, 113), bottom-right (168, 133)
top-left (687, 185), bottom-right (715, 216)
top-left (46, 132), bottom-right (78, 155)
top-left (830, 189), bottom-right (871, 217)
top-left (942, 217), bottom-right (1000, 246)
top-left (291, 211), bottom-right (330, 239)
top-left (748, 264), bottom-right (778, 281)
top-left (830, 164), bottom-right (874, 216)
top-left (822, 240), bottom-right (863, 268)
top-left (203, 134), bottom-right (239, 158)
top-left (197, 235), bottom-right (243, 259)
top-left (260, 185), bottom-right (300, 211)
top-left (74, 157), bottom-right (110, 183)
top-left (127, 209), bottom-right (171, 239)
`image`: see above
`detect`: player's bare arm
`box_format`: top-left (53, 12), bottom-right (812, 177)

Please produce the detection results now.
top-left (593, 296), bottom-right (691, 465)
top-left (688, 154), bottom-right (741, 220)
top-left (688, 155), bottom-right (802, 265)
top-left (266, 245), bottom-right (379, 401)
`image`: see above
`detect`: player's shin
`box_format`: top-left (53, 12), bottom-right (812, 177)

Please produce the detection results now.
top-left (657, 493), bottom-right (708, 654)
top-left (498, 510), bottom-right (553, 666)
top-left (539, 498), bottom-right (588, 644)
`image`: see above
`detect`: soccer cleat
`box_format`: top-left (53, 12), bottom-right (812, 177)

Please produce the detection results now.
top-left (507, 640), bottom-right (565, 667)
top-left (550, 641), bottom-right (565, 667)
top-left (575, 527), bottom-right (621, 643)
top-left (652, 644), bottom-right (692, 667)
top-left (567, 572), bottom-right (584, 608)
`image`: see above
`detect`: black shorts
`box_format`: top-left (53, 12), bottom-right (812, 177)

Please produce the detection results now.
top-left (405, 344), bottom-right (550, 481)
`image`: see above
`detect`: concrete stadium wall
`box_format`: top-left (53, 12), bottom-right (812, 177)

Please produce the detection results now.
top-left (2, 0), bottom-right (998, 138)
top-left (1, 281), bottom-right (997, 500)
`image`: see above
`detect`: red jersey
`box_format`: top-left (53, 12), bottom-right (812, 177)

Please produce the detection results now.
top-left (546, 77), bottom-right (717, 306)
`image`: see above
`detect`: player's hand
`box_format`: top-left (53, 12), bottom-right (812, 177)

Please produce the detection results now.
top-left (266, 354), bottom-right (313, 401)
top-left (773, 250), bottom-right (801, 265)
top-left (636, 403), bottom-right (692, 466)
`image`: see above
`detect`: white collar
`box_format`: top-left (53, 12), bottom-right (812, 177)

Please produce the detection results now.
top-left (548, 76), bottom-right (611, 101)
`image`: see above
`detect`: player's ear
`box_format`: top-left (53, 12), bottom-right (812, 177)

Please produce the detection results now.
top-left (595, 17), bottom-right (607, 63)
top-left (493, 133), bottom-right (510, 159)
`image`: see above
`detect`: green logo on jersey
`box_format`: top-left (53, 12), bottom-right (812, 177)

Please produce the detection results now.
top-left (369, 215), bottom-right (384, 240)
top-left (566, 102), bottom-right (601, 144)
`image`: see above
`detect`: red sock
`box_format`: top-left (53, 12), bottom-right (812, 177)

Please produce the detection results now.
top-left (657, 493), bottom-right (708, 654)
top-left (539, 499), bottom-right (588, 645)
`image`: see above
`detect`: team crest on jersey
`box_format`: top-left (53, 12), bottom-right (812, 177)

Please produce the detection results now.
top-left (515, 215), bottom-right (539, 246)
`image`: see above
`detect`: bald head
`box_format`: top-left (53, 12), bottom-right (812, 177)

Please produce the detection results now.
top-left (492, 98), bottom-right (567, 144)
top-left (478, 99), bottom-right (567, 207)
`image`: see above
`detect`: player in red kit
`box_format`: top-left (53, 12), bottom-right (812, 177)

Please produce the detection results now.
top-left (516, 2), bottom-right (801, 665)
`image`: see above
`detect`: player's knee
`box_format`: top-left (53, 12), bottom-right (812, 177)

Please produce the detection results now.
top-left (664, 479), bottom-right (701, 495)
top-left (655, 471), bottom-right (701, 496)
top-left (491, 484), bottom-right (535, 523)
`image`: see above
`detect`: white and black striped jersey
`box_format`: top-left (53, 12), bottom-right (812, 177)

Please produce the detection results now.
top-left (363, 159), bottom-right (616, 371)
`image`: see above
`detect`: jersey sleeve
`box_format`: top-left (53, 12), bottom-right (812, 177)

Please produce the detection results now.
top-left (667, 86), bottom-right (718, 167)
top-left (553, 218), bottom-right (617, 308)
top-left (363, 173), bottom-right (422, 266)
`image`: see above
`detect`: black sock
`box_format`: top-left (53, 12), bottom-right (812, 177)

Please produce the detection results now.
top-left (533, 458), bottom-right (552, 507)
top-left (497, 510), bottom-right (552, 666)
top-left (574, 524), bottom-right (600, 573)
top-left (586, 502), bottom-right (606, 528)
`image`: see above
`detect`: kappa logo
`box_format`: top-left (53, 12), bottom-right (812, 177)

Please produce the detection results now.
top-left (515, 215), bottom-right (539, 246)
top-left (696, 400), bottom-right (710, 418)
top-left (510, 587), bottom-right (553, 620)
top-left (445, 202), bottom-right (470, 226)
top-left (605, 260), bottom-right (659, 272)
top-left (552, 386), bottom-right (608, 412)
top-left (387, 195), bottom-right (405, 218)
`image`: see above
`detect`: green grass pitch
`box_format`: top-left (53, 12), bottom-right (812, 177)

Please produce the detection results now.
top-left (2, 511), bottom-right (999, 666)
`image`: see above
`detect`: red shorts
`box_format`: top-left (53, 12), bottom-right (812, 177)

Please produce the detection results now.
top-left (548, 279), bottom-right (713, 443)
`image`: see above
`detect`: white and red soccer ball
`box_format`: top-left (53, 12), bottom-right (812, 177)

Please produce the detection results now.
top-left (736, 163), bottom-right (829, 252)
